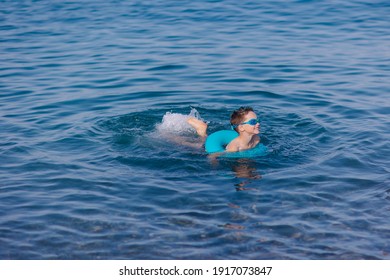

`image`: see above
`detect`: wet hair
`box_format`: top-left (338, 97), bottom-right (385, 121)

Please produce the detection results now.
top-left (230, 106), bottom-right (254, 132)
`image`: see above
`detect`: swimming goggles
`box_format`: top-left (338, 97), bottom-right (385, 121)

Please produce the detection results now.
top-left (231, 118), bottom-right (260, 129)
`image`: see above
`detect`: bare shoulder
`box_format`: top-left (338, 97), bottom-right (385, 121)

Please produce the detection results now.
top-left (225, 137), bottom-right (240, 152)
top-left (251, 135), bottom-right (260, 147)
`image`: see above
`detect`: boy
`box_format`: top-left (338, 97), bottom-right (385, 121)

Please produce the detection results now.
top-left (187, 106), bottom-right (261, 152)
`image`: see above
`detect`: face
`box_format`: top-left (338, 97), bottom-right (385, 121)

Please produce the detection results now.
top-left (239, 111), bottom-right (260, 135)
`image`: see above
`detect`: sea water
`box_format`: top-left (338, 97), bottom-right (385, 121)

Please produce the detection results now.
top-left (0, 0), bottom-right (389, 259)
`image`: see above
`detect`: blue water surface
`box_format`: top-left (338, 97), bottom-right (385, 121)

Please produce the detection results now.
top-left (1, 0), bottom-right (389, 259)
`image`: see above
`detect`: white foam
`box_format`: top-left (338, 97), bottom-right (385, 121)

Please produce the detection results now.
top-left (156, 108), bottom-right (204, 136)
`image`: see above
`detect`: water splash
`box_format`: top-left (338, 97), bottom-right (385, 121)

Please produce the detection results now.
top-left (156, 108), bottom-right (204, 136)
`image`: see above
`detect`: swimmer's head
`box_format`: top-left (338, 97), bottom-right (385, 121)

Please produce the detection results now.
top-left (230, 106), bottom-right (256, 132)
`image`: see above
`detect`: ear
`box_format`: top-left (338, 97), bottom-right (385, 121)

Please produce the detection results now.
top-left (238, 124), bottom-right (245, 132)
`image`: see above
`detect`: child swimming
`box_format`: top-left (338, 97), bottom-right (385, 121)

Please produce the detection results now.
top-left (188, 106), bottom-right (261, 152)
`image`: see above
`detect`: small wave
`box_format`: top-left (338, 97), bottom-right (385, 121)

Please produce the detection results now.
top-left (147, 64), bottom-right (188, 71)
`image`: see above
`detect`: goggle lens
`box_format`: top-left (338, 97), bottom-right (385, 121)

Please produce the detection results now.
top-left (244, 119), bottom-right (259, 126)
